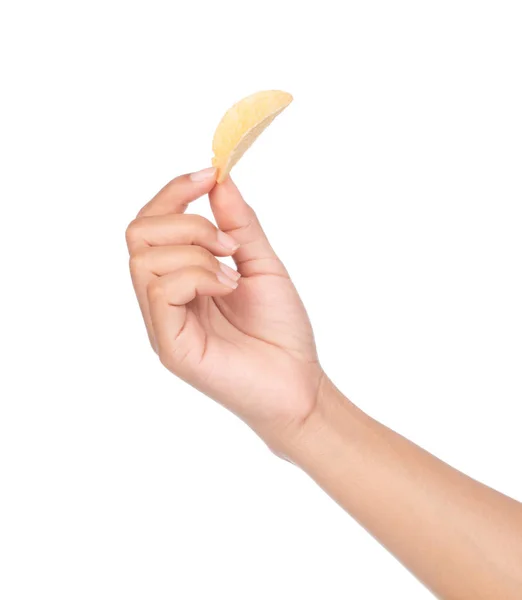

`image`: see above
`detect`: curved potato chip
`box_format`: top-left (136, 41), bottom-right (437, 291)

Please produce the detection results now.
top-left (212, 90), bottom-right (293, 183)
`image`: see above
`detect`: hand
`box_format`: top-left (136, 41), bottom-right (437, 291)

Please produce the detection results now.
top-left (125, 168), bottom-right (324, 450)
top-left (126, 170), bottom-right (522, 600)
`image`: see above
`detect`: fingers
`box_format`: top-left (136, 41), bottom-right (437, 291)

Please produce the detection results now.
top-left (125, 213), bottom-right (239, 256)
top-left (148, 266), bottom-right (238, 368)
top-left (126, 173), bottom-right (243, 351)
top-left (208, 177), bottom-right (287, 277)
top-left (130, 245), bottom-right (240, 350)
top-left (131, 245), bottom-right (222, 278)
top-left (137, 167), bottom-right (217, 218)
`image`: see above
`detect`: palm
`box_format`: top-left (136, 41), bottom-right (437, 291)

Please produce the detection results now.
top-left (185, 270), bottom-right (320, 425)
top-left (128, 172), bottom-right (324, 435)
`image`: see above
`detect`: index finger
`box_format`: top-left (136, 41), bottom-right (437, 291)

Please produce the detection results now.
top-left (137, 167), bottom-right (217, 218)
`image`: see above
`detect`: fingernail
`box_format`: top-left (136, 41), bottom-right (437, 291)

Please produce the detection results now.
top-left (217, 230), bottom-right (240, 251)
top-left (189, 167), bottom-right (216, 182)
top-left (217, 271), bottom-right (239, 289)
top-left (219, 262), bottom-right (241, 281)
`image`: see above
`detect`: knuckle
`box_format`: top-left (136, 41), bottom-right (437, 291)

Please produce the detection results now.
top-left (225, 215), bottom-right (256, 238)
top-left (125, 218), bottom-right (142, 247)
top-left (147, 278), bottom-right (165, 302)
top-left (190, 245), bottom-right (217, 267)
top-left (129, 249), bottom-right (149, 274)
top-left (186, 214), bottom-right (215, 234)
top-left (187, 213), bottom-right (209, 226)
top-left (186, 265), bottom-right (208, 279)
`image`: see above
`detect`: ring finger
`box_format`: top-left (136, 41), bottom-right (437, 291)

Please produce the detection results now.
top-left (130, 245), bottom-right (240, 348)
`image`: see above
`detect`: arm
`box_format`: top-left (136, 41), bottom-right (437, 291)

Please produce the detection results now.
top-left (285, 378), bottom-right (522, 599)
top-left (126, 168), bottom-right (522, 599)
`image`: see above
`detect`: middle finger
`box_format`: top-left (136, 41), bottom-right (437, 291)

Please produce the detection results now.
top-left (126, 213), bottom-right (239, 256)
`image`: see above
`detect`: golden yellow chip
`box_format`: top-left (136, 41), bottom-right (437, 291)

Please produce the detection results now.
top-left (212, 90), bottom-right (293, 183)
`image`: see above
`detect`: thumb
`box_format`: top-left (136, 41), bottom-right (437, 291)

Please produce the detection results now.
top-left (208, 177), bottom-right (287, 277)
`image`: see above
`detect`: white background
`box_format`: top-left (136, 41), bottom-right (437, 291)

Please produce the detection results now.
top-left (1, 1), bottom-right (521, 598)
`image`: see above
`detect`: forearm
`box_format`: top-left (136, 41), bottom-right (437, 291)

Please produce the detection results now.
top-left (284, 378), bottom-right (522, 599)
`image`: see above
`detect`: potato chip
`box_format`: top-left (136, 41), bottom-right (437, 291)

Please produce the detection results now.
top-left (212, 90), bottom-right (293, 183)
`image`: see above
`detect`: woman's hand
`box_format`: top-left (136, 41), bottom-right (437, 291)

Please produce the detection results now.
top-left (126, 167), bottom-right (522, 599)
top-left (125, 167), bottom-right (324, 450)
top-left (126, 168), bottom-right (522, 599)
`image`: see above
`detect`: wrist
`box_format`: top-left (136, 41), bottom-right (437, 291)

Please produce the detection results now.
top-left (276, 375), bottom-right (370, 467)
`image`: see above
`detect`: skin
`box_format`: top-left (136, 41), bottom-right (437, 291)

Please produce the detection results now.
top-left (126, 167), bottom-right (522, 599)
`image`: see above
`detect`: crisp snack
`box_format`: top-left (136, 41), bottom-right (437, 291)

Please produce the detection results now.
top-left (212, 90), bottom-right (293, 183)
